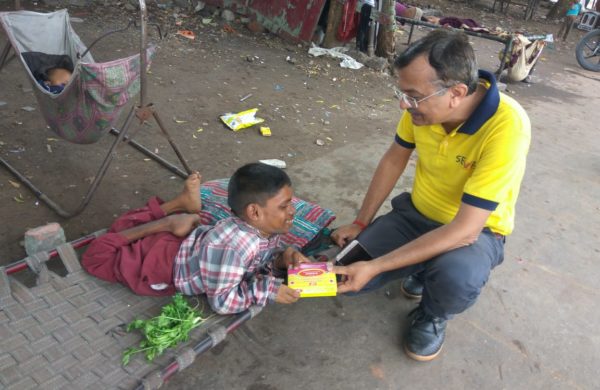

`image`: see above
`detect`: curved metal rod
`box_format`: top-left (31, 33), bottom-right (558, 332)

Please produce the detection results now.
top-left (78, 20), bottom-right (136, 59)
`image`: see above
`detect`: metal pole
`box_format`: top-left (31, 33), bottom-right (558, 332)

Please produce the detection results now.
top-left (139, 0), bottom-right (148, 107)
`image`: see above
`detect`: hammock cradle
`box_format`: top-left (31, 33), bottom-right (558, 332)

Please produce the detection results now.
top-left (0, 0), bottom-right (191, 218)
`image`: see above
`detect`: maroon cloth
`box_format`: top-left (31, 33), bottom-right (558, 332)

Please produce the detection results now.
top-left (81, 197), bottom-right (182, 296)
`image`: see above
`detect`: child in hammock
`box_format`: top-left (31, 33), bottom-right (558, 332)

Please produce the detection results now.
top-left (40, 67), bottom-right (72, 94)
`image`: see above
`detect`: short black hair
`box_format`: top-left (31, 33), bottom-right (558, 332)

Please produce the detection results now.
top-left (228, 163), bottom-right (292, 217)
top-left (394, 29), bottom-right (479, 94)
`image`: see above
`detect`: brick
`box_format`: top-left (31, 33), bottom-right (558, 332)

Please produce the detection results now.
top-left (100, 303), bottom-right (125, 318)
top-left (0, 364), bottom-right (20, 385)
top-left (90, 312), bottom-right (105, 324)
top-left (66, 295), bottom-right (86, 307)
top-left (10, 346), bottom-right (34, 363)
top-left (9, 279), bottom-right (36, 304)
top-left (59, 335), bottom-right (87, 353)
top-left (23, 298), bottom-right (50, 313)
top-left (40, 374), bottom-right (69, 389)
top-left (0, 353), bottom-right (17, 370)
top-left (29, 365), bottom-right (54, 385)
top-left (0, 323), bottom-right (12, 339)
top-left (41, 344), bottom-right (66, 362)
top-left (72, 344), bottom-right (94, 361)
top-left (78, 302), bottom-right (103, 317)
top-left (118, 375), bottom-right (141, 390)
top-left (31, 283), bottom-right (54, 296)
top-left (100, 367), bottom-right (129, 387)
top-left (43, 291), bottom-right (65, 307)
top-left (96, 293), bottom-right (115, 307)
top-left (6, 376), bottom-right (37, 390)
top-left (91, 360), bottom-right (122, 378)
top-left (49, 354), bottom-right (78, 372)
top-left (32, 308), bottom-right (54, 324)
top-left (0, 309), bottom-right (9, 323)
top-left (63, 363), bottom-right (85, 382)
top-left (71, 371), bottom-right (100, 388)
top-left (60, 285), bottom-right (85, 299)
top-left (77, 354), bottom-right (105, 372)
top-left (100, 343), bottom-right (125, 360)
top-left (43, 317), bottom-right (67, 334)
top-left (52, 326), bottom-right (75, 343)
top-left (60, 308), bottom-right (84, 325)
top-left (97, 318), bottom-right (124, 334)
top-left (4, 303), bottom-right (28, 321)
top-left (50, 301), bottom-right (76, 317)
top-left (71, 317), bottom-right (95, 333)
top-left (0, 333), bottom-right (28, 351)
top-left (81, 327), bottom-right (104, 343)
top-left (30, 334), bottom-right (57, 353)
top-left (18, 355), bottom-right (48, 373)
top-left (21, 323), bottom-right (46, 342)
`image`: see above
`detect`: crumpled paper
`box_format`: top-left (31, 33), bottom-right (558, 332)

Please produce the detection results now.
top-left (220, 108), bottom-right (264, 131)
top-left (308, 44), bottom-right (364, 69)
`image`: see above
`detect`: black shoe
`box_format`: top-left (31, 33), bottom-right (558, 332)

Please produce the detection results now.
top-left (400, 275), bottom-right (423, 299)
top-left (404, 306), bottom-right (447, 362)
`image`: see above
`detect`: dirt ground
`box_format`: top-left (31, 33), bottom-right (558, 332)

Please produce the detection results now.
top-left (1, 0), bottom-right (587, 263)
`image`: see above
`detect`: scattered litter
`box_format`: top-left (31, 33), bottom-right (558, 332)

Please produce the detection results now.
top-left (202, 18), bottom-right (213, 25)
top-left (192, 134), bottom-right (198, 139)
top-left (274, 84), bottom-right (284, 92)
top-left (223, 24), bottom-right (236, 33)
top-left (176, 30), bottom-right (195, 40)
top-left (326, 136), bottom-right (333, 142)
top-left (259, 159), bottom-right (286, 169)
top-left (143, 158), bottom-right (151, 161)
top-left (70, 17), bottom-right (84, 23)
top-left (46, 144), bottom-right (52, 153)
top-left (308, 44), bottom-right (363, 69)
top-left (21, 106), bottom-right (36, 112)
top-left (196, 128), bottom-right (203, 132)
top-left (259, 126), bottom-right (272, 137)
top-left (0, 101), bottom-right (7, 107)
top-left (8, 180), bottom-right (20, 188)
top-left (13, 193), bottom-right (25, 203)
top-left (315, 139), bottom-right (325, 146)
top-left (286, 55), bottom-right (296, 64)
top-left (240, 93), bottom-right (253, 102)
top-left (173, 118), bottom-right (188, 124)
top-left (220, 108), bottom-right (264, 131)
top-left (47, 138), bottom-right (59, 142)
top-left (8, 147), bottom-right (25, 153)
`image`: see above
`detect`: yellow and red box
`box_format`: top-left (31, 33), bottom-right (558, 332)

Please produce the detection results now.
top-left (287, 262), bottom-right (337, 298)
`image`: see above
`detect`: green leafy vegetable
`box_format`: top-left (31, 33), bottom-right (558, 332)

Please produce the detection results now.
top-left (122, 294), bottom-right (207, 365)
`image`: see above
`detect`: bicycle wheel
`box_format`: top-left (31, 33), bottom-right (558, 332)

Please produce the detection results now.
top-left (576, 29), bottom-right (600, 72)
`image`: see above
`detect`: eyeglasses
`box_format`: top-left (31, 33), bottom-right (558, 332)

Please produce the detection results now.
top-left (393, 86), bottom-right (448, 108)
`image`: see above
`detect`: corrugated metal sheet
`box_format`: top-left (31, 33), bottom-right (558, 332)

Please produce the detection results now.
top-left (205, 0), bottom-right (327, 42)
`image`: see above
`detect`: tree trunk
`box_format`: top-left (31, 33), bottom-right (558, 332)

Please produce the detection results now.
top-left (376, 0), bottom-right (396, 59)
top-left (323, 0), bottom-right (343, 48)
top-left (547, 0), bottom-right (571, 19)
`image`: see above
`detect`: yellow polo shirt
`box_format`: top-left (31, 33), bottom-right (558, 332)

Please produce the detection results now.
top-left (395, 70), bottom-right (530, 236)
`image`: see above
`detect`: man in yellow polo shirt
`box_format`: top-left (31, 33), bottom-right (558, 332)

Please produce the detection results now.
top-left (332, 29), bottom-right (530, 361)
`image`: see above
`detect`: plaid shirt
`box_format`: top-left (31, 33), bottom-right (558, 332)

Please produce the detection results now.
top-left (173, 217), bottom-right (283, 314)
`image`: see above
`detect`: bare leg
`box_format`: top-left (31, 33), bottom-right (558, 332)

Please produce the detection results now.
top-left (118, 214), bottom-right (201, 242)
top-left (160, 171), bottom-right (202, 215)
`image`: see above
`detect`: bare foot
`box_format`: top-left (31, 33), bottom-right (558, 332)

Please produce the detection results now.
top-left (169, 214), bottom-right (201, 237)
top-left (177, 171), bottom-right (202, 213)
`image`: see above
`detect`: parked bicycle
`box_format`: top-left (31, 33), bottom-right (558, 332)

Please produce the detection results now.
top-left (576, 28), bottom-right (600, 71)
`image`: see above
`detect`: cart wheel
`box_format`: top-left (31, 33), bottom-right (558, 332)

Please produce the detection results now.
top-left (576, 29), bottom-right (600, 72)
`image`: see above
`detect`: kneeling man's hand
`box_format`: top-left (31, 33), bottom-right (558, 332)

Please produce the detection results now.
top-left (331, 224), bottom-right (362, 247)
top-left (334, 261), bottom-right (377, 293)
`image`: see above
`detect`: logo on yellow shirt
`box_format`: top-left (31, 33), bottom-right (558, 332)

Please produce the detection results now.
top-left (456, 155), bottom-right (477, 170)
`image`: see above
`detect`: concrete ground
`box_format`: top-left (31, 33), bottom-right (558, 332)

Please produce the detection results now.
top-left (164, 63), bottom-right (600, 390)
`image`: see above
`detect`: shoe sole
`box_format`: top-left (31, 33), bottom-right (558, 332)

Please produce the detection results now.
top-left (403, 343), bottom-right (443, 362)
top-left (400, 283), bottom-right (422, 300)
